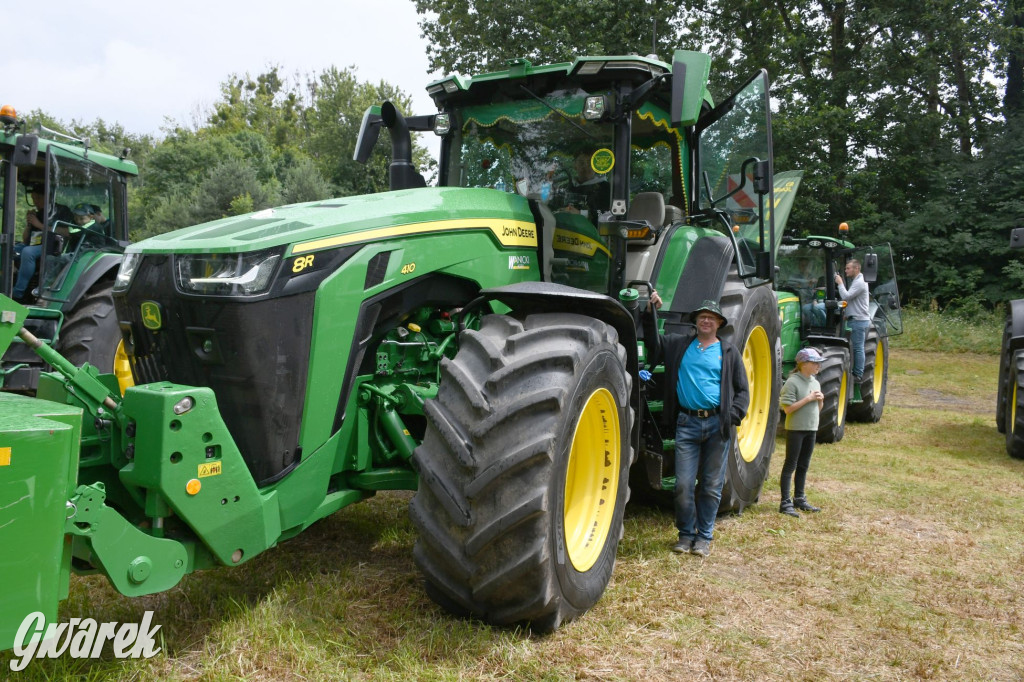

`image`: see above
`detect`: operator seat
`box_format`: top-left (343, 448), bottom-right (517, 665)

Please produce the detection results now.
top-left (623, 192), bottom-right (667, 284)
top-left (626, 192), bottom-right (666, 238)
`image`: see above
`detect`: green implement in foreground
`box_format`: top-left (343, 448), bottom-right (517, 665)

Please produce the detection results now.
top-left (1, 49), bottom-right (785, 651)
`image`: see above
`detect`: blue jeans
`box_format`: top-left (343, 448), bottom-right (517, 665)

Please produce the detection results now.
top-left (849, 319), bottom-right (871, 379)
top-left (13, 243), bottom-right (42, 299)
top-left (802, 302), bottom-right (826, 326)
top-left (673, 412), bottom-right (730, 543)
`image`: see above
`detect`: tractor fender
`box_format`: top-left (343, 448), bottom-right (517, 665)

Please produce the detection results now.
top-left (1009, 299), bottom-right (1024, 350)
top-left (476, 282), bottom-right (641, 447)
top-left (805, 334), bottom-right (850, 351)
top-left (62, 253), bottom-right (121, 310)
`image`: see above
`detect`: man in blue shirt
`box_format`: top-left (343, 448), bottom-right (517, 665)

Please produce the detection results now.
top-left (643, 294), bottom-right (750, 557)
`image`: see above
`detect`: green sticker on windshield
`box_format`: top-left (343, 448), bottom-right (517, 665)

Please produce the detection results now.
top-left (591, 148), bottom-right (615, 175)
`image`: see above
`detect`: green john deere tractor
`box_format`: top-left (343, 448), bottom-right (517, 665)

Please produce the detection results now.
top-left (1, 104), bottom-right (138, 394)
top-left (997, 227), bottom-right (1024, 457)
top-left (0, 50), bottom-right (782, 648)
top-left (775, 224), bottom-right (903, 442)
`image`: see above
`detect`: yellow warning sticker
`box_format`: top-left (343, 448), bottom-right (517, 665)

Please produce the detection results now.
top-left (0, 447), bottom-right (10, 466)
top-left (198, 462), bottom-right (222, 478)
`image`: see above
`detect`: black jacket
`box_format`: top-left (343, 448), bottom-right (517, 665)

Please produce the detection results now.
top-left (643, 310), bottom-right (750, 440)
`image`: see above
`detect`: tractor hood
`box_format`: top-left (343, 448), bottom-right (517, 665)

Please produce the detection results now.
top-left (130, 187), bottom-right (537, 256)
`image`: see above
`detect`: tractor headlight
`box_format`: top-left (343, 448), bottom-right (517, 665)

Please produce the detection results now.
top-left (583, 96), bottom-right (608, 120)
top-left (175, 248), bottom-right (282, 296)
top-left (434, 112), bottom-right (451, 136)
top-left (113, 251), bottom-right (143, 293)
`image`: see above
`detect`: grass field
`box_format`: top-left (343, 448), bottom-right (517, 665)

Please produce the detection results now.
top-left (4, 340), bottom-right (1023, 679)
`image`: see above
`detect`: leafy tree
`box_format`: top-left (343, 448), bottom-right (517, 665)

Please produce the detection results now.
top-left (305, 66), bottom-right (434, 195)
top-left (133, 191), bottom-right (193, 240)
top-left (189, 158), bottom-right (280, 225)
top-left (208, 66), bottom-right (306, 154)
top-left (281, 156), bottom-right (334, 204)
top-left (414, 0), bottom-right (682, 74)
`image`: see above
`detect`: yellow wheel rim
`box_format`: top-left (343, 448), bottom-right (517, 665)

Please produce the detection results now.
top-left (114, 339), bottom-right (134, 395)
top-left (872, 341), bottom-right (885, 400)
top-left (563, 387), bottom-right (620, 573)
top-left (736, 325), bottom-right (770, 463)
top-left (1013, 381), bottom-right (1018, 431)
top-left (838, 370), bottom-right (848, 424)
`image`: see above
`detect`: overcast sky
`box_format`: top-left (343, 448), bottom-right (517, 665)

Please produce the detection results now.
top-left (4, 0), bottom-right (439, 138)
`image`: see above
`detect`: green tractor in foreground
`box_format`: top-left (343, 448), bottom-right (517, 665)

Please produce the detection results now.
top-left (997, 227), bottom-right (1024, 457)
top-left (775, 225), bottom-right (903, 442)
top-left (0, 104), bottom-right (138, 394)
top-left (0, 50), bottom-right (783, 650)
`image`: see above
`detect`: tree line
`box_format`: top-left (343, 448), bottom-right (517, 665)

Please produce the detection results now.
top-left (415, 0), bottom-right (1024, 309)
top-left (26, 0), bottom-right (1024, 309)
top-left (29, 66), bottom-right (431, 243)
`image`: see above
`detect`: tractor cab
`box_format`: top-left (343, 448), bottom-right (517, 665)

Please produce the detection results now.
top-left (357, 53), bottom-right (778, 302)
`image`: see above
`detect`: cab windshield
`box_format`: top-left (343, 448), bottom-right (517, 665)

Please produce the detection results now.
top-left (38, 155), bottom-right (123, 295)
top-left (445, 89), bottom-right (615, 217)
top-left (444, 89), bottom-right (679, 220)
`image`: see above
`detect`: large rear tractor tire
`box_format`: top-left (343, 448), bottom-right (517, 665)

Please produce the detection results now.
top-left (1005, 350), bottom-right (1024, 459)
top-left (717, 284), bottom-right (781, 513)
top-left (410, 313), bottom-right (634, 632)
top-left (997, 314), bottom-right (1013, 433)
top-left (848, 325), bottom-right (888, 423)
top-left (815, 346), bottom-right (851, 444)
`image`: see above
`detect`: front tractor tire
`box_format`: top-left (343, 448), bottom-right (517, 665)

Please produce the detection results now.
top-left (815, 346), bottom-right (851, 444)
top-left (718, 284), bottom-right (782, 513)
top-left (410, 313), bottom-right (634, 632)
top-left (997, 314), bottom-right (1013, 433)
top-left (848, 325), bottom-right (888, 423)
top-left (1005, 350), bottom-right (1024, 459)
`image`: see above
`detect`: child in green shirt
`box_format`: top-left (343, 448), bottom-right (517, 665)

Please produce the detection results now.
top-left (779, 347), bottom-right (826, 517)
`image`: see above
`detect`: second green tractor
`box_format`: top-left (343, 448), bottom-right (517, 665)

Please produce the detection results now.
top-left (775, 226), bottom-right (903, 443)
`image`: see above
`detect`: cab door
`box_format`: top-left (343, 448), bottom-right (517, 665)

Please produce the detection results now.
top-left (853, 243), bottom-right (903, 336)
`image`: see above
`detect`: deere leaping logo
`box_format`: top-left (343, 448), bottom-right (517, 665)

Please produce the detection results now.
top-left (141, 301), bottom-right (162, 330)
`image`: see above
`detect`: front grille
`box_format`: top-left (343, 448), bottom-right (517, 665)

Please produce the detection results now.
top-left (115, 255), bottom-right (314, 485)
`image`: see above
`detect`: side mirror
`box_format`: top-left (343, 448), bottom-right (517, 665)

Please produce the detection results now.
top-left (1011, 226), bottom-right (1024, 250)
top-left (13, 133), bottom-right (38, 167)
top-left (670, 58), bottom-right (685, 127)
top-left (862, 252), bottom-right (878, 283)
top-left (753, 160), bottom-right (770, 195)
top-left (353, 106), bottom-right (383, 164)
top-left (756, 250), bottom-right (773, 281)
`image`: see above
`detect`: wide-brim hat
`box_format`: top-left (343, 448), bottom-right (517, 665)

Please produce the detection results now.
top-left (690, 299), bottom-right (727, 326)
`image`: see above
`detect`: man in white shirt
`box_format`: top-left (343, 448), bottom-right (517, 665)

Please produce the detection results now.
top-left (835, 259), bottom-right (870, 382)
